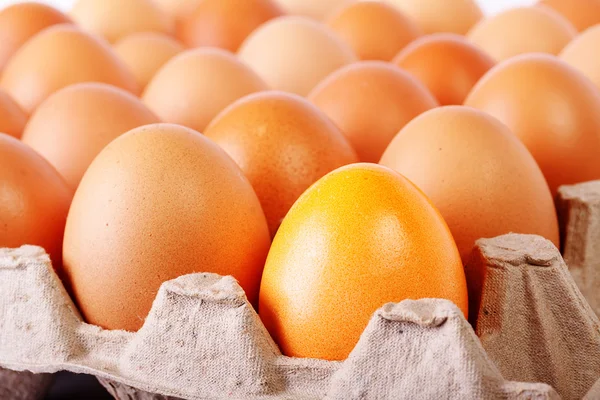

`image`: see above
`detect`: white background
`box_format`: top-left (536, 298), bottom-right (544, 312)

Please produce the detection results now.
top-left (0, 0), bottom-right (538, 16)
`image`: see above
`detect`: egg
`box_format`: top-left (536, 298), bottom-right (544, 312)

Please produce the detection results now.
top-left (205, 91), bottom-right (358, 236)
top-left (114, 32), bottom-right (184, 90)
top-left (393, 33), bottom-right (494, 105)
top-left (259, 163), bottom-right (468, 360)
top-left (70, 0), bottom-right (174, 43)
top-left (380, 106), bottom-right (560, 262)
top-left (466, 6), bottom-right (576, 62)
top-left (143, 48), bottom-right (267, 133)
top-left (0, 133), bottom-right (72, 267)
top-left (382, 0), bottom-right (483, 35)
top-left (21, 83), bottom-right (159, 190)
top-left (177, 0), bottom-right (283, 52)
top-left (238, 16), bottom-right (357, 96)
top-left (0, 25), bottom-right (138, 113)
top-left (539, 0), bottom-right (600, 32)
top-left (465, 54), bottom-right (600, 195)
top-left (62, 123), bottom-right (271, 331)
top-left (0, 2), bottom-right (71, 73)
top-left (560, 25), bottom-right (600, 90)
top-left (0, 89), bottom-right (27, 139)
top-left (326, 1), bottom-right (421, 61)
top-left (308, 61), bottom-right (437, 163)
top-left (153, 0), bottom-right (201, 18)
top-left (274, 0), bottom-right (352, 20)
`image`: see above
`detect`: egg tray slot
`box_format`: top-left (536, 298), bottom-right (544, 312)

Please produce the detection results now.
top-left (0, 181), bottom-right (598, 400)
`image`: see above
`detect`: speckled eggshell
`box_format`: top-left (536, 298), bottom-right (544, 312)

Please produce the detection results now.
top-left (539, 0), bottom-right (600, 32)
top-left (114, 32), bottom-right (184, 90)
top-left (143, 48), bottom-right (268, 133)
top-left (21, 83), bottom-right (160, 190)
top-left (465, 54), bottom-right (600, 195)
top-left (177, 0), bottom-right (284, 52)
top-left (327, 2), bottom-right (422, 61)
top-left (392, 33), bottom-right (495, 105)
top-left (0, 2), bottom-right (72, 73)
top-left (62, 123), bottom-right (271, 332)
top-left (70, 0), bottom-right (174, 43)
top-left (560, 25), bottom-right (600, 90)
top-left (0, 24), bottom-right (138, 113)
top-left (205, 91), bottom-right (358, 237)
top-left (237, 16), bottom-right (357, 96)
top-left (0, 89), bottom-right (27, 139)
top-left (308, 61), bottom-right (438, 163)
top-left (466, 6), bottom-right (577, 62)
top-left (0, 133), bottom-right (73, 268)
top-left (259, 163), bottom-right (468, 360)
top-left (382, 0), bottom-right (483, 35)
top-left (380, 106), bottom-right (560, 262)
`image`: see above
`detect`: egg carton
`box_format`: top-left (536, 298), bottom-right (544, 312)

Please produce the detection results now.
top-left (1, 181), bottom-right (599, 400)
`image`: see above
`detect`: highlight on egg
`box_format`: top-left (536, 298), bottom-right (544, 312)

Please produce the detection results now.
top-left (259, 163), bottom-right (468, 360)
top-left (465, 53), bottom-right (600, 195)
top-left (380, 106), bottom-right (560, 263)
top-left (62, 123), bottom-right (271, 332)
top-left (205, 90), bottom-right (358, 237)
top-left (308, 61), bottom-right (438, 163)
top-left (237, 16), bottom-right (357, 96)
top-left (560, 25), bottom-right (600, 90)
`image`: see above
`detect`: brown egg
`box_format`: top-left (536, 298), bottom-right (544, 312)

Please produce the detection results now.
top-left (0, 25), bottom-right (138, 113)
top-left (0, 2), bottom-right (71, 73)
top-left (153, 0), bottom-right (201, 18)
top-left (539, 0), bottom-right (600, 32)
top-left (560, 25), bottom-right (600, 90)
top-left (393, 33), bottom-right (495, 105)
top-left (238, 16), bottom-right (357, 96)
top-left (21, 83), bottom-right (159, 190)
top-left (326, 2), bottom-right (421, 61)
top-left (205, 91), bottom-right (358, 236)
top-left (467, 6), bottom-right (577, 62)
top-left (177, 0), bottom-right (284, 52)
top-left (308, 61), bottom-right (437, 163)
top-left (114, 32), bottom-right (184, 90)
top-left (274, 0), bottom-right (352, 20)
top-left (0, 133), bottom-right (73, 267)
top-left (380, 106), bottom-right (559, 262)
top-left (383, 0), bottom-right (483, 35)
top-left (62, 123), bottom-right (271, 331)
top-left (0, 89), bottom-right (27, 139)
top-left (465, 54), bottom-right (600, 195)
top-left (70, 0), bottom-right (174, 43)
top-left (143, 48), bottom-right (267, 132)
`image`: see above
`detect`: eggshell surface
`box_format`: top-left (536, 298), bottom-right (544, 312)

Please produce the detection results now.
top-left (238, 16), bottom-right (357, 96)
top-left (177, 0), bottom-right (284, 52)
top-left (0, 2), bottom-right (71, 72)
top-left (259, 163), bottom-right (468, 360)
top-left (560, 25), bottom-right (600, 90)
top-left (380, 106), bottom-right (560, 262)
top-left (383, 0), bottom-right (483, 35)
top-left (70, 0), bottom-right (174, 43)
top-left (0, 89), bottom-right (27, 139)
top-left (0, 25), bottom-right (138, 113)
top-left (0, 133), bottom-right (72, 268)
top-left (274, 0), bottom-right (352, 20)
top-left (153, 0), bottom-right (201, 18)
top-left (143, 48), bottom-right (268, 132)
top-left (392, 33), bottom-right (495, 105)
top-left (539, 0), bottom-right (600, 32)
top-left (308, 61), bottom-right (438, 163)
top-left (62, 123), bottom-right (271, 332)
top-left (465, 54), bottom-right (600, 195)
top-left (114, 32), bottom-right (184, 90)
top-left (467, 6), bottom-right (576, 62)
top-left (205, 91), bottom-right (358, 236)
top-left (327, 2), bottom-right (421, 61)
top-left (22, 83), bottom-right (160, 190)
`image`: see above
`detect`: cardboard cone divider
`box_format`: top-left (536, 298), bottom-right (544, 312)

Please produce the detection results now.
top-left (1, 180), bottom-right (600, 399)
